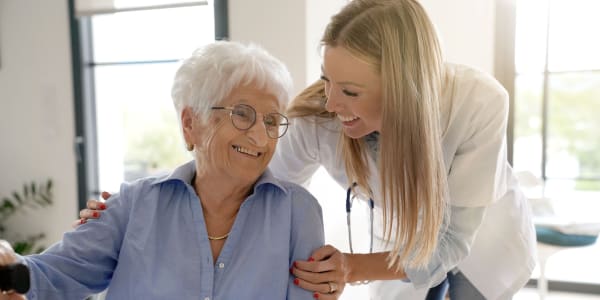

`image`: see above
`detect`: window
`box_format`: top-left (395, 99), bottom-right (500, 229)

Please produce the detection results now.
top-left (70, 0), bottom-right (224, 204)
top-left (514, 0), bottom-right (600, 191)
top-left (512, 0), bottom-right (600, 289)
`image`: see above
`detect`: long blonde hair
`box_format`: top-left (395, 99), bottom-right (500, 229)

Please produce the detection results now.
top-left (287, 0), bottom-right (448, 269)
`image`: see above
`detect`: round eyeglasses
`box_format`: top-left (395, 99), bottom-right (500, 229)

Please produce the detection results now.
top-left (211, 104), bottom-right (290, 139)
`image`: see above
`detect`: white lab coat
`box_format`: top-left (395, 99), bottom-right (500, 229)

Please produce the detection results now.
top-left (270, 63), bottom-right (537, 300)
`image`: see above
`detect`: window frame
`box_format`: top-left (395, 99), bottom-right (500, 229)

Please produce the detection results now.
top-left (67, 0), bottom-right (228, 210)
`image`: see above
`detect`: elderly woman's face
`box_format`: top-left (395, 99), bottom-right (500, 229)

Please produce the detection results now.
top-left (187, 84), bottom-right (281, 183)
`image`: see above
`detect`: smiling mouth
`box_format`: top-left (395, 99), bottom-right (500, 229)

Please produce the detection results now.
top-left (232, 145), bottom-right (262, 157)
top-left (338, 115), bottom-right (359, 122)
top-left (338, 115), bottom-right (360, 126)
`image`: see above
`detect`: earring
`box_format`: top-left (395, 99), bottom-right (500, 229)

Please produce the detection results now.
top-left (186, 143), bottom-right (194, 151)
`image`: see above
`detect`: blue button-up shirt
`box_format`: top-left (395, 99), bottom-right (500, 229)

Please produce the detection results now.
top-left (21, 161), bottom-right (325, 300)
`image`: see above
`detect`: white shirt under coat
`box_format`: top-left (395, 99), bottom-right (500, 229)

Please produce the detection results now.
top-left (270, 63), bottom-right (537, 300)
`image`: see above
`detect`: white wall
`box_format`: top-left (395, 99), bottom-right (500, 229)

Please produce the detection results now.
top-left (0, 0), bottom-right (77, 246)
top-left (420, 0), bottom-right (496, 73)
top-left (228, 0), bottom-right (307, 97)
top-left (229, 0), bottom-right (347, 97)
top-left (230, 0), bottom-right (496, 95)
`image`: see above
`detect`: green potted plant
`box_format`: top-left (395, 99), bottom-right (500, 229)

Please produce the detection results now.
top-left (0, 179), bottom-right (53, 254)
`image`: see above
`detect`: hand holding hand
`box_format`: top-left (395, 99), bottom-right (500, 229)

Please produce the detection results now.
top-left (290, 245), bottom-right (349, 299)
top-left (71, 191), bottom-right (111, 228)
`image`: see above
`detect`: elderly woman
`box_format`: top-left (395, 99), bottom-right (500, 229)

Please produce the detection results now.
top-left (0, 41), bottom-right (324, 299)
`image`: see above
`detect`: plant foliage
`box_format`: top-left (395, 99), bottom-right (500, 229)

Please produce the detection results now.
top-left (0, 179), bottom-right (53, 254)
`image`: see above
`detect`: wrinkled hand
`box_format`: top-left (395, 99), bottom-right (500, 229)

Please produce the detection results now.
top-left (71, 191), bottom-right (111, 228)
top-left (0, 240), bottom-right (17, 268)
top-left (0, 241), bottom-right (26, 300)
top-left (290, 245), bottom-right (349, 299)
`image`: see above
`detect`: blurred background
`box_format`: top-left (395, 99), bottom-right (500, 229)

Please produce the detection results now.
top-left (1, 0), bottom-right (599, 299)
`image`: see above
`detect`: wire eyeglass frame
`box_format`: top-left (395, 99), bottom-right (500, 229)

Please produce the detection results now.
top-left (211, 103), bottom-right (290, 139)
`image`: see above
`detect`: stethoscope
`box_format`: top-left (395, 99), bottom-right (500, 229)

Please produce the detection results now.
top-left (346, 182), bottom-right (375, 254)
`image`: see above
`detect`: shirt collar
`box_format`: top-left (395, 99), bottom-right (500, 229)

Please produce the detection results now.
top-left (151, 160), bottom-right (289, 195)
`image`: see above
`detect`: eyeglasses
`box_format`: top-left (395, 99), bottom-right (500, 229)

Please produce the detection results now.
top-left (211, 104), bottom-right (290, 139)
top-left (346, 182), bottom-right (375, 254)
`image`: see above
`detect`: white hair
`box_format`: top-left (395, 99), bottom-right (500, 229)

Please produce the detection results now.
top-left (171, 41), bottom-right (293, 121)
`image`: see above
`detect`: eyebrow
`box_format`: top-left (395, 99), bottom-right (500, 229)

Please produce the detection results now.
top-left (320, 65), bottom-right (366, 88)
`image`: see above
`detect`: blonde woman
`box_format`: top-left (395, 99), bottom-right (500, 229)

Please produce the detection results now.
top-left (276, 0), bottom-right (536, 299)
top-left (78, 0), bottom-right (536, 299)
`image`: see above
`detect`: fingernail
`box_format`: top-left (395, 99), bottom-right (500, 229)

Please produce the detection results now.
top-left (92, 212), bottom-right (99, 218)
top-left (79, 218), bottom-right (86, 225)
top-left (294, 278), bottom-right (299, 285)
top-left (99, 203), bottom-right (106, 210)
top-left (308, 257), bottom-right (315, 262)
top-left (293, 261), bottom-right (298, 268)
top-left (289, 267), bottom-right (293, 274)
top-left (313, 292), bottom-right (319, 299)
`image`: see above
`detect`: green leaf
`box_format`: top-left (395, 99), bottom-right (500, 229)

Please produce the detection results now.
top-left (31, 181), bottom-right (37, 196)
top-left (23, 184), bottom-right (29, 199)
top-left (12, 191), bottom-right (23, 204)
top-left (1, 197), bottom-right (14, 214)
top-left (39, 194), bottom-right (52, 206)
top-left (12, 241), bottom-right (30, 255)
top-left (2, 200), bottom-right (15, 212)
top-left (47, 179), bottom-right (53, 194)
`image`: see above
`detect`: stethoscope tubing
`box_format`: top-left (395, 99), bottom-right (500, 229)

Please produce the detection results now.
top-left (346, 183), bottom-right (375, 254)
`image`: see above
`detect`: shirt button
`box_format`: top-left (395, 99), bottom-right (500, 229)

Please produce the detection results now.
top-left (204, 297), bottom-right (210, 300)
top-left (218, 262), bottom-right (225, 269)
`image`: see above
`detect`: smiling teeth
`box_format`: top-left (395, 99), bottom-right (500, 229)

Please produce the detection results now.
top-left (338, 115), bottom-right (359, 122)
top-left (234, 146), bottom-right (260, 157)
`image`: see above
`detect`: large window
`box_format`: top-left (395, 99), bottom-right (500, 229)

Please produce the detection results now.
top-left (92, 6), bottom-right (215, 192)
top-left (512, 0), bottom-right (600, 289)
top-left (71, 1), bottom-right (222, 201)
top-left (513, 0), bottom-right (600, 193)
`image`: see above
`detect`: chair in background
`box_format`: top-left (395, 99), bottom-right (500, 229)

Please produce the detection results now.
top-left (516, 172), bottom-right (600, 300)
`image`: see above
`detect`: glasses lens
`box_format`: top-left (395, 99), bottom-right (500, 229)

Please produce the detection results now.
top-left (231, 104), bottom-right (255, 130)
top-left (265, 113), bottom-right (289, 138)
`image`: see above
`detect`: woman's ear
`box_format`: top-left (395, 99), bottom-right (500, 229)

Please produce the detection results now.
top-left (181, 107), bottom-right (196, 148)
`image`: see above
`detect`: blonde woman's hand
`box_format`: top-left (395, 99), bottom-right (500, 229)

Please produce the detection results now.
top-left (71, 191), bottom-right (111, 228)
top-left (290, 245), bottom-right (349, 299)
top-left (0, 241), bottom-right (26, 300)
